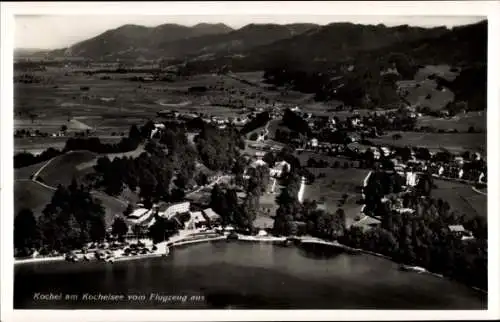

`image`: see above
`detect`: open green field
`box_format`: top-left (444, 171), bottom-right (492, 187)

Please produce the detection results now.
top-left (417, 111), bottom-right (486, 132)
top-left (372, 131), bottom-right (486, 154)
top-left (14, 180), bottom-right (126, 226)
top-left (414, 65), bottom-right (460, 82)
top-left (14, 150), bottom-right (128, 225)
top-left (431, 179), bottom-right (487, 219)
top-left (303, 167), bottom-right (369, 227)
top-left (402, 79), bottom-right (455, 111)
top-left (14, 180), bottom-right (54, 216)
top-left (14, 135), bottom-right (123, 154)
top-left (36, 150), bottom-right (98, 187)
top-left (14, 160), bottom-right (47, 180)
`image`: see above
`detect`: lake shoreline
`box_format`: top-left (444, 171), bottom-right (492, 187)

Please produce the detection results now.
top-left (14, 233), bottom-right (487, 295)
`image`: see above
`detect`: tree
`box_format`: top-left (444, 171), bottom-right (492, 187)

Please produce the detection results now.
top-left (392, 133), bottom-right (402, 140)
top-left (14, 208), bottom-right (40, 256)
top-left (249, 132), bottom-right (259, 141)
top-left (61, 125), bottom-right (68, 132)
top-left (123, 203), bottom-right (133, 217)
top-left (195, 172), bottom-right (209, 187)
top-left (128, 124), bottom-right (141, 141)
top-left (111, 217), bottom-right (129, 242)
top-left (38, 184), bottom-right (106, 253)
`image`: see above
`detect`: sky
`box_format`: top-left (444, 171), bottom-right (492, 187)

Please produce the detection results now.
top-left (15, 15), bottom-right (484, 50)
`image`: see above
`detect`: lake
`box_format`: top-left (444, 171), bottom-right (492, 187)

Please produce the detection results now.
top-left (14, 241), bottom-right (487, 309)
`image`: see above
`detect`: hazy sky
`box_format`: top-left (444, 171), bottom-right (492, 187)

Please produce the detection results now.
top-left (15, 15), bottom-right (485, 50)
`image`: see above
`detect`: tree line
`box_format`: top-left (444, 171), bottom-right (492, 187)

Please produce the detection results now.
top-left (347, 169), bottom-right (487, 290)
top-left (14, 180), bottom-right (106, 257)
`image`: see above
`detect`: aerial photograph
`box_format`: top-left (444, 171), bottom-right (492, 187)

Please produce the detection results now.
top-left (12, 12), bottom-right (487, 310)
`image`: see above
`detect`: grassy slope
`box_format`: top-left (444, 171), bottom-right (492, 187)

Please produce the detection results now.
top-left (431, 179), bottom-right (487, 219)
top-left (14, 181), bottom-right (54, 217)
top-left (36, 150), bottom-right (98, 187)
top-left (371, 132), bottom-right (486, 154)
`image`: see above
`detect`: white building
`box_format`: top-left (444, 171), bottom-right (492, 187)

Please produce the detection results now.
top-left (310, 138), bottom-right (318, 148)
top-left (250, 159), bottom-right (268, 168)
top-left (186, 211), bottom-right (207, 230)
top-left (405, 171), bottom-right (418, 187)
top-left (161, 201), bottom-right (191, 219)
top-left (380, 147), bottom-right (391, 157)
top-left (203, 208), bottom-right (221, 224)
top-left (270, 160), bottom-right (290, 178)
top-left (298, 176), bottom-right (307, 204)
top-left (127, 208), bottom-right (154, 224)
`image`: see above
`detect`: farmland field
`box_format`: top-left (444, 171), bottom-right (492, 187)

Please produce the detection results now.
top-left (372, 131), bottom-right (486, 154)
top-left (431, 179), bottom-right (487, 219)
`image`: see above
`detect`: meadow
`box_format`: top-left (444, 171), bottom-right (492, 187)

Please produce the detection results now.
top-left (417, 111), bottom-right (486, 132)
top-left (372, 131), bottom-right (486, 155)
top-left (302, 168), bottom-right (369, 227)
top-left (431, 179), bottom-right (487, 219)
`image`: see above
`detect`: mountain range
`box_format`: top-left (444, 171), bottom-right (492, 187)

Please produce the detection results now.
top-left (20, 20), bottom-right (486, 71)
top-left (41, 22), bottom-right (319, 61)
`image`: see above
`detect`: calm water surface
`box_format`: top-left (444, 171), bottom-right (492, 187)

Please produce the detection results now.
top-left (14, 241), bottom-right (486, 309)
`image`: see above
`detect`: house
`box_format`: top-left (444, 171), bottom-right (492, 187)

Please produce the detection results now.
top-left (160, 201), bottom-right (191, 219)
top-left (368, 147), bottom-right (381, 160)
top-left (203, 208), bottom-right (222, 226)
top-left (478, 172), bottom-right (485, 183)
top-left (309, 138), bottom-right (318, 148)
top-left (405, 171), bottom-right (418, 187)
top-left (380, 146), bottom-right (392, 157)
top-left (351, 117), bottom-right (362, 128)
top-left (270, 160), bottom-right (290, 178)
top-left (127, 207), bottom-right (155, 225)
top-left (454, 156), bottom-right (464, 165)
top-left (186, 211), bottom-right (208, 230)
top-left (250, 159), bottom-right (268, 168)
top-left (395, 208), bottom-right (415, 214)
top-left (448, 225), bottom-right (474, 241)
top-left (347, 133), bottom-right (361, 143)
